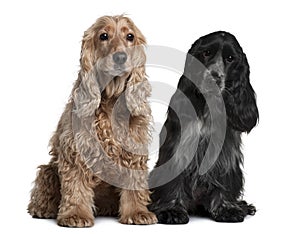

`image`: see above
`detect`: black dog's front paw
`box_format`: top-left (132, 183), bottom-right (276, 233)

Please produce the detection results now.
top-left (156, 208), bottom-right (189, 224)
top-left (211, 205), bottom-right (245, 223)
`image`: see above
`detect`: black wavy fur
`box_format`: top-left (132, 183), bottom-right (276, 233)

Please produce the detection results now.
top-left (149, 31), bottom-right (259, 224)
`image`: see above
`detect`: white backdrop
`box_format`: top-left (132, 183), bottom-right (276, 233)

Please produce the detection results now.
top-left (0, 0), bottom-right (299, 233)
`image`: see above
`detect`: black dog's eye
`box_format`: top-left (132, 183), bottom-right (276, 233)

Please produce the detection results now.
top-left (203, 50), bottom-right (211, 57)
top-left (99, 33), bottom-right (109, 41)
top-left (226, 55), bottom-right (235, 63)
top-left (126, 33), bottom-right (134, 42)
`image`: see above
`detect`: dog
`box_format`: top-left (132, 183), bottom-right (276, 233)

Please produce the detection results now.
top-left (28, 15), bottom-right (157, 227)
top-left (149, 31), bottom-right (259, 223)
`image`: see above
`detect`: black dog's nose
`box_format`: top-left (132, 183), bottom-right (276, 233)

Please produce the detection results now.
top-left (210, 70), bottom-right (223, 86)
top-left (113, 52), bottom-right (127, 65)
top-left (211, 70), bottom-right (221, 79)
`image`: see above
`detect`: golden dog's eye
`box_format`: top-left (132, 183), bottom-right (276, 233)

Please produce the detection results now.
top-left (226, 55), bottom-right (234, 63)
top-left (99, 33), bottom-right (109, 41)
top-left (126, 33), bottom-right (134, 42)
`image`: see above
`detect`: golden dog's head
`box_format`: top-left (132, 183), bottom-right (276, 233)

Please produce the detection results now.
top-left (73, 15), bottom-right (149, 118)
top-left (80, 15), bottom-right (146, 95)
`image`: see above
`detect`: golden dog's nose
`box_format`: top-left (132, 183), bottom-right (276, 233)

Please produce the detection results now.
top-left (113, 52), bottom-right (127, 65)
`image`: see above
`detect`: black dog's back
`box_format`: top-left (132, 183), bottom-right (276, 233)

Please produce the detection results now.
top-left (149, 31), bottom-right (258, 224)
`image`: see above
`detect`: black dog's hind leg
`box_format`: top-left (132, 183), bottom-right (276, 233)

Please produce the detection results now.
top-left (237, 200), bottom-right (256, 216)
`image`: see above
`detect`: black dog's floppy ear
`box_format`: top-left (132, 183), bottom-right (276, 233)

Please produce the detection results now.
top-left (226, 53), bottom-right (259, 133)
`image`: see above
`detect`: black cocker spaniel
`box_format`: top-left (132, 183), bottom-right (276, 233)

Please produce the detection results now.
top-left (149, 31), bottom-right (259, 224)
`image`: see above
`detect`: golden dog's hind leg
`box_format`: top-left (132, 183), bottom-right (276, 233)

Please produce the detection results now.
top-left (56, 161), bottom-right (96, 227)
top-left (28, 164), bottom-right (61, 218)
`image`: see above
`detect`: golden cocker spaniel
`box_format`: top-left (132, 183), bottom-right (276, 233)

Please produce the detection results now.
top-left (28, 15), bottom-right (157, 227)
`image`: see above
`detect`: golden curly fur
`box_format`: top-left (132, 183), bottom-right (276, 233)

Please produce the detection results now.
top-left (28, 15), bottom-right (157, 227)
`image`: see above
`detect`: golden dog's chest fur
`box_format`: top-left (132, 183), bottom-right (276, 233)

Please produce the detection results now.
top-left (92, 97), bottom-right (151, 216)
top-left (96, 97), bottom-right (149, 170)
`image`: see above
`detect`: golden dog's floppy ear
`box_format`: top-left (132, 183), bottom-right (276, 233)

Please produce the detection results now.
top-left (73, 28), bottom-right (101, 118)
top-left (132, 24), bottom-right (146, 46)
top-left (125, 68), bottom-right (151, 117)
top-left (80, 28), bottom-right (97, 72)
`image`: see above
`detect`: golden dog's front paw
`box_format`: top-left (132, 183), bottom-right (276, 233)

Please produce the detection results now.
top-left (120, 211), bottom-right (158, 225)
top-left (57, 215), bottom-right (94, 228)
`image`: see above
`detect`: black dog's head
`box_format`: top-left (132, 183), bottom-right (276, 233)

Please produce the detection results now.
top-left (186, 31), bottom-right (259, 133)
top-left (188, 31), bottom-right (245, 91)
